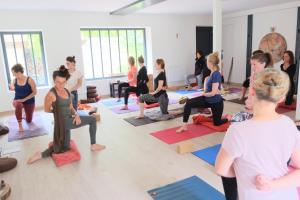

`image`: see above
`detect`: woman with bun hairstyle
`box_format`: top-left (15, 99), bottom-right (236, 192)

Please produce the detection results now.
top-left (27, 66), bottom-right (105, 164)
top-left (245, 52), bottom-right (273, 112)
top-left (177, 52), bottom-right (230, 133)
top-left (10, 64), bottom-right (37, 132)
top-left (65, 56), bottom-right (83, 110)
top-left (216, 68), bottom-right (300, 200)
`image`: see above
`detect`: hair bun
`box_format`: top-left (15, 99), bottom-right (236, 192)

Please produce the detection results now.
top-left (72, 56), bottom-right (75, 59)
top-left (59, 65), bottom-right (67, 72)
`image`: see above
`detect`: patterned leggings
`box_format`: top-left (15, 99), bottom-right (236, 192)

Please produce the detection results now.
top-left (140, 93), bottom-right (169, 114)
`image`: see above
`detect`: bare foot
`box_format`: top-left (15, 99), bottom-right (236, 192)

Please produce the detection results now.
top-left (18, 125), bottom-right (24, 133)
top-left (120, 106), bottom-right (128, 110)
top-left (224, 114), bottom-right (232, 121)
top-left (91, 144), bottom-right (106, 151)
top-left (135, 115), bottom-right (144, 119)
top-left (176, 125), bottom-right (188, 133)
top-left (27, 152), bottom-right (42, 164)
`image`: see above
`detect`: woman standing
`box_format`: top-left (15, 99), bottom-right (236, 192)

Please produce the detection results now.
top-left (177, 52), bottom-right (229, 133)
top-left (10, 64), bottom-right (37, 132)
top-left (185, 50), bottom-right (206, 89)
top-left (27, 66), bottom-right (105, 164)
top-left (280, 50), bottom-right (296, 105)
top-left (65, 56), bottom-right (83, 110)
top-left (117, 56), bottom-right (137, 102)
top-left (136, 59), bottom-right (168, 118)
top-left (121, 56), bottom-right (149, 110)
top-left (216, 68), bottom-right (300, 200)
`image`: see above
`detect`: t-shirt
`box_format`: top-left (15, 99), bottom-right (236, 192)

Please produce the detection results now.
top-left (66, 70), bottom-right (83, 92)
top-left (205, 71), bottom-right (222, 104)
top-left (128, 66), bottom-right (138, 86)
top-left (222, 115), bottom-right (300, 200)
top-left (154, 71), bottom-right (167, 98)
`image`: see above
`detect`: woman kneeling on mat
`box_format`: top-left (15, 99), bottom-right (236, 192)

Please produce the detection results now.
top-left (177, 52), bottom-right (229, 133)
top-left (216, 68), bottom-right (300, 200)
top-left (121, 55), bottom-right (149, 110)
top-left (136, 58), bottom-right (168, 119)
top-left (10, 64), bottom-right (37, 132)
top-left (27, 66), bottom-right (105, 164)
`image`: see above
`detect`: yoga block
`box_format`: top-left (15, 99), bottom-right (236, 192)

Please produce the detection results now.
top-left (92, 113), bottom-right (101, 122)
top-left (177, 142), bottom-right (196, 154)
top-left (50, 140), bottom-right (81, 167)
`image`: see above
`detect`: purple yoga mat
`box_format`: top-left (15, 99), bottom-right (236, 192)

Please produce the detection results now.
top-left (110, 98), bottom-right (178, 114)
top-left (228, 87), bottom-right (242, 93)
top-left (7, 115), bottom-right (48, 142)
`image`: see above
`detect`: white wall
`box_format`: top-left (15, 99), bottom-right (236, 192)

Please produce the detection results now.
top-left (0, 11), bottom-right (212, 112)
top-left (223, 4), bottom-right (299, 83)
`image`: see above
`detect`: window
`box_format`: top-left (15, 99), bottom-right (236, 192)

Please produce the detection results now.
top-left (0, 31), bottom-right (48, 86)
top-left (80, 28), bottom-right (146, 79)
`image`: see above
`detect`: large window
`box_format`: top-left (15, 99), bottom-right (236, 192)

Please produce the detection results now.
top-left (80, 28), bottom-right (146, 79)
top-left (0, 32), bottom-right (48, 86)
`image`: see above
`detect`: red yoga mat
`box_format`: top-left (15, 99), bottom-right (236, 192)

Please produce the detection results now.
top-left (276, 107), bottom-right (292, 114)
top-left (278, 102), bottom-right (296, 110)
top-left (151, 124), bottom-right (215, 144)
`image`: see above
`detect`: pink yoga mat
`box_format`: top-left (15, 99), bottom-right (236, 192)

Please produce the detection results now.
top-left (7, 115), bottom-right (48, 142)
top-left (151, 124), bottom-right (215, 144)
top-left (110, 104), bottom-right (139, 114)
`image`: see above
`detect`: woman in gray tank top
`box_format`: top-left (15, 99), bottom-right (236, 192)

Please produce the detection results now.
top-left (27, 65), bottom-right (105, 164)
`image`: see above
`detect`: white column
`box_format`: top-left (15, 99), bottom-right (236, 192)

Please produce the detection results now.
top-left (213, 0), bottom-right (222, 54)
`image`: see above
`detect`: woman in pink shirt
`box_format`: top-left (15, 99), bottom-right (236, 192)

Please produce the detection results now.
top-left (216, 68), bottom-right (300, 200)
top-left (117, 56), bottom-right (137, 101)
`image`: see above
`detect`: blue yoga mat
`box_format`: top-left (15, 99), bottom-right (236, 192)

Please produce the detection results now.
top-left (175, 90), bottom-right (198, 95)
top-left (101, 98), bottom-right (135, 107)
top-left (192, 144), bottom-right (221, 166)
top-left (148, 176), bottom-right (225, 200)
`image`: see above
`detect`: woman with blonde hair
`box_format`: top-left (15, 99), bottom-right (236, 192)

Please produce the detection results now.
top-left (216, 68), bottom-right (300, 200)
top-left (177, 52), bottom-right (229, 133)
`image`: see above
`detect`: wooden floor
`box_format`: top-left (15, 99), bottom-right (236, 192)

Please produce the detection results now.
top-left (0, 91), bottom-right (296, 200)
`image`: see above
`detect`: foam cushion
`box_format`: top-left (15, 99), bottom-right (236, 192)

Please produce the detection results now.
top-left (50, 140), bottom-right (81, 167)
top-left (278, 102), bottom-right (296, 110)
top-left (193, 114), bottom-right (230, 132)
top-left (145, 102), bottom-right (159, 109)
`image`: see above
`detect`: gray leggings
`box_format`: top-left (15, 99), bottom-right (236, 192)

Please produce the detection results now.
top-left (140, 93), bottom-right (169, 114)
top-left (42, 115), bottom-right (97, 158)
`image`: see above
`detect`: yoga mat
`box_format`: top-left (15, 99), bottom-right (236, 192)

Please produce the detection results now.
top-left (228, 87), bottom-right (242, 93)
top-left (192, 144), bottom-right (221, 166)
top-left (110, 104), bottom-right (140, 114)
top-left (227, 98), bottom-right (246, 105)
top-left (176, 90), bottom-right (199, 95)
top-left (124, 108), bottom-right (199, 126)
top-left (7, 115), bottom-right (48, 142)
top-left (101, 97), bottom-right (136, 107)
top-left (276, 107), bottom-right (292, 114)
top-left (148, 176), bottom-right (225, 200)
top-left (151, 124), bottom-right (215, 144)
top-left (1, 146), bottom-right (21, 156)
top-left (278, 102), bottom-right (296, 110)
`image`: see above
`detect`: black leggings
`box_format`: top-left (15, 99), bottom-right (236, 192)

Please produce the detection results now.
top-left (221, 177), bottom-right (238, 200)
top-left (285, 81), bottom-right (295, 105)
top-left (124, 86), bottom-right (149, 105)
top-left (183, 96), bottom-right (228, 126)
top-left (118, 82), bottom-right (130, 98)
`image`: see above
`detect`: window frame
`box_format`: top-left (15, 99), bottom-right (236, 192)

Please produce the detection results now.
top-left (0, 31), bottom-right (49, 87)
top-left (80, 28), bottom-right (147, 80)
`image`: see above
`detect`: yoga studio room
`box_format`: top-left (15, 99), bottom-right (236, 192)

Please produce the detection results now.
top-left (2, 0), bottom-right (300, 199)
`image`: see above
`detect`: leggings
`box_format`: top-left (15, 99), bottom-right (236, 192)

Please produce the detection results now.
top-left (183, 96), bottom-right (228, 126)
top-left (124, 86), bottom-right (149, 105)
top-left (12, 101), bottom-right (35, 123)
top-left (118, 82), bottom-right (130, 98)
top-left (285, 81), bottom-right (295, 105)
top-left (71, 91), bottom-right (78, 110)
top-left (42, 115), bottom-right (97, 158)
top-left (221, 177), bottom-right (238, 200)
top-left (140, 93), bottom-right (169, 114)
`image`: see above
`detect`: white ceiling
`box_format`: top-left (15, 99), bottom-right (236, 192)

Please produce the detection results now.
top-left (0, 0), bottom-right (299, 14)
